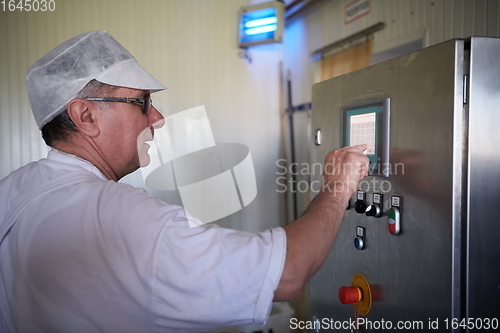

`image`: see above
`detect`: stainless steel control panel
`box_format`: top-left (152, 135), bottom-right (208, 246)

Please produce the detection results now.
top-left (309, 38), bottom-right (500, 331)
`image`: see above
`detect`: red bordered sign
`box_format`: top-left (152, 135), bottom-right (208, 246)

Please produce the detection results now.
top-left (344, 0), bottom-right (371, 25)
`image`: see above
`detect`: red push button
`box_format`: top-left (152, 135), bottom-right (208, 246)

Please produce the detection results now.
top-left (340, 273), bottom-right (372, 315)
top-left (338, 286), bottom-right (362, 304)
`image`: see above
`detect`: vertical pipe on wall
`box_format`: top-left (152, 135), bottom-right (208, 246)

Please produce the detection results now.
top-left (286, 70), bottom-right (298, 220)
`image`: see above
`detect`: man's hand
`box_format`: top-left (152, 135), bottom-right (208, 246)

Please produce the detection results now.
top-left (322, 144), bottom-right (370, 200)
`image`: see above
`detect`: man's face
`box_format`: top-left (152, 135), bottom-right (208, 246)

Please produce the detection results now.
top-left (95, 87), bottom-right (165, 178)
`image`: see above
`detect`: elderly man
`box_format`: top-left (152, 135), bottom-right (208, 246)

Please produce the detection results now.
top-left (0, 31), bottom-right (368, 332)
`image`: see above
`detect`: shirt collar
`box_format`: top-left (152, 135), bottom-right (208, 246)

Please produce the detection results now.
top-left (47, 149), bottom-right (109, 181)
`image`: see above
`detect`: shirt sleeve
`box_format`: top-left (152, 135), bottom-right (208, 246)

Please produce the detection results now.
top-left (151, 209), bottom-right (287, 332)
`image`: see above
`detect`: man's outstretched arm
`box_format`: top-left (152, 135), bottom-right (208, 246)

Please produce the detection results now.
top-left (274, 145), bottom-right (369, 301)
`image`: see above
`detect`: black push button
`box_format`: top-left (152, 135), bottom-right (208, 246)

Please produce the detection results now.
top-left (354, 191), bottom-right (366, 214)
top-left (355, 200), bottom-right (366, 214)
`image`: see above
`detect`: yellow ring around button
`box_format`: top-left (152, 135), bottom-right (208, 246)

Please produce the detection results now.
top-left (352, 273), bottom-right (372, 316)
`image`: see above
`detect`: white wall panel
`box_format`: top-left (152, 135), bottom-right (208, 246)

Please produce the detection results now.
top-left (0, 0), bottom-right (285, 232)
top-left (486, 0), bottom-right (500, 36)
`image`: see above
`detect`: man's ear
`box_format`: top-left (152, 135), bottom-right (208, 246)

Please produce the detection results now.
top-left (66, 99), bottom-right (100, 137)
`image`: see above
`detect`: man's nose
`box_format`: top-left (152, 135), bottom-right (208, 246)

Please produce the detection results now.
top-left (149, 106), bottom-right (165, 129)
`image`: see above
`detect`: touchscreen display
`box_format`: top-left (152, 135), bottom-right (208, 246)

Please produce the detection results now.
top-left (349, 112), bottom-right (376, 155)
top-left (343, 99), bottom-right (390, 177)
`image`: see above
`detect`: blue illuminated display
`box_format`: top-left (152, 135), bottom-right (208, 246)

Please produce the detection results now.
top-left (240, 8), bottom-right (278, 46)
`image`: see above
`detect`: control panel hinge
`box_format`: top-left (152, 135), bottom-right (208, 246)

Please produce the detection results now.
top-left (463, 75), bottom-right (468, 105)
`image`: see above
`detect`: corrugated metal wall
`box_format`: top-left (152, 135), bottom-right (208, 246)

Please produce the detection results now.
top-left (0, 0), bottom-right (285, 232)
top-left (284, 0), bottom-right (500, 105)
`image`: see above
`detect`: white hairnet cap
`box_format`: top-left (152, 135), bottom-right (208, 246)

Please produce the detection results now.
top-left (26, 31), bottom-right (166, 129)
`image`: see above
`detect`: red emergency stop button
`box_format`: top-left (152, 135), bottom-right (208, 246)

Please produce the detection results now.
top-left (340, 273), bottom-right (372, 315)
top-left (338, 286), bottom-right (362, 304)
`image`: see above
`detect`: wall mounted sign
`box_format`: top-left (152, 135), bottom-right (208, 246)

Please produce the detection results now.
top-left (345, 0), bottom-right (371, 25)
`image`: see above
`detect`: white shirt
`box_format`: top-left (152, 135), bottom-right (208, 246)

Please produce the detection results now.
top-left (0, 150), bottom-right (286, 333)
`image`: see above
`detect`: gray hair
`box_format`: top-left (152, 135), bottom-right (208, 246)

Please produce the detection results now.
top-left (41, 80), bottom-right (119, 146)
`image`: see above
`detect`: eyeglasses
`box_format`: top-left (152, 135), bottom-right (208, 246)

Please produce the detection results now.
top-left (84, 95), bottom-right (152, 116)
